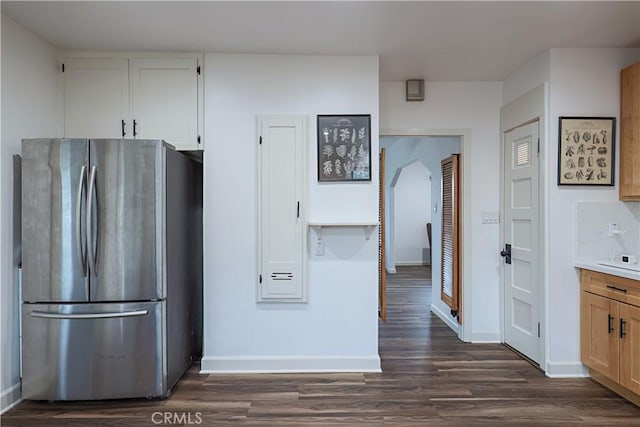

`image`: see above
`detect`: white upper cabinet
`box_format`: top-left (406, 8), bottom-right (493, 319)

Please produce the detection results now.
top-left (61, 53), bottom-right (203, 151)
top-left (131, 58), bottom-right (199, 149)
top-left (63, 58), bottom-right (129, 139)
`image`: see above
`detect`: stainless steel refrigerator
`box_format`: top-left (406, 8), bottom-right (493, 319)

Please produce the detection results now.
top-left (20, 138), bottom-right (202, 401)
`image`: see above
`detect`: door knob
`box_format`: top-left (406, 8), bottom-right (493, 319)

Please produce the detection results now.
top-left (500, 244), bottom-right (512, 264)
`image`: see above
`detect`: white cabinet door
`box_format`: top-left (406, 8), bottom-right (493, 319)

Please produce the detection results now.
top-left (257, 116), bottom-right (307, 302)
top-left (131, 58), bottom-right (199, 150)
top-left (63, 58), bottom-right (129, 139)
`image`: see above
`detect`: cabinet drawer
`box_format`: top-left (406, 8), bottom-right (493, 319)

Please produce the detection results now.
top-left (581, 269), bottom-right (640, 307)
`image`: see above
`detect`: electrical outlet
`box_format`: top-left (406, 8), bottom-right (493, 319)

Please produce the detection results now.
top-left (314, 239), bottom-right (325, 256)
top-left (609, 223), bottom-right (620, 237)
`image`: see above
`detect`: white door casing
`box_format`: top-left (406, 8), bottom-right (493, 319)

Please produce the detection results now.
top-left (503, 120), bottom-right (540, 364)
top-left (257, 116), bottom-right (307, 302)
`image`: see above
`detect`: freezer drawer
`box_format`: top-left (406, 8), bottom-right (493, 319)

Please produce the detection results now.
top-left (22, 301), bottom-right (166, 400)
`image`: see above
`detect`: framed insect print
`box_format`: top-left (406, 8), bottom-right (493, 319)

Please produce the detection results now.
top-left (317, 115), bottom-right (371, 182)
top-left (557, 117), bottom-right (615, 186)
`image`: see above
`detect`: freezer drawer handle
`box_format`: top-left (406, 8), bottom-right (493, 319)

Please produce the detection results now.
top-left (75, 165), bottom-right (87, 278)
top-left (30, 310), bottom-right (148, 319)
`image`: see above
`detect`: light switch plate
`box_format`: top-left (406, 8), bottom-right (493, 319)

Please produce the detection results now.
top-left (481, 211), bottom-right (500, 224)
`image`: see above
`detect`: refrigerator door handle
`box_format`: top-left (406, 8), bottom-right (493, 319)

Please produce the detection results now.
top-left (86, 165), bottom-right (97, 276)
top-left (75, 165), bottom-right (87, 278)
top-left (30, 310), bottom-right (148, 320)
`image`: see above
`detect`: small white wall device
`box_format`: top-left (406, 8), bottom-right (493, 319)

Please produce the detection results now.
top-left (621, 255), bottom-right (637, 265)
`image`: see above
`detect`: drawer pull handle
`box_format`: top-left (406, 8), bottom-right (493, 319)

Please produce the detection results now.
top-left (620, 318), bottom-right (627, 338)
top-left (606, 285), bottom-right (627, 293)
top-left (608, 314), bottom-right (614, 334)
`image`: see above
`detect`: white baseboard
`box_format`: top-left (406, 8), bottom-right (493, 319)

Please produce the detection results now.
top-left (545, 361), bottom-right (589, 378)
top-left (200, 355), bottom-right (381, 374)
top-left (1, 383), bottom-right (21, 415)
top-left (386, 268), bottom-right (396, 274)
top-left (430, 304), bottom-right (460, 334)
top-left (471, 332), bottom-right (501, 343)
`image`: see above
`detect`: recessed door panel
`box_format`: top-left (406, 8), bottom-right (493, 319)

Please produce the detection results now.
top-left (512, 178), bottom-right (532, 208)
top-left (512, 219), bottom-right (532, 250)
top-left (512, 259), bottom-right (532, 293)
top-left (512, 298), bottom-right (533, 334)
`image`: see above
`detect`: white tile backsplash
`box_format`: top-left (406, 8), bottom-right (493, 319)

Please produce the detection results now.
top-left (575, 201), bottom-right (640, 262)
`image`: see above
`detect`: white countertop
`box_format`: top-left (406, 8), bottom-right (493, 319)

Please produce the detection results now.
top-left (574, 260), bottom-right (640, 281)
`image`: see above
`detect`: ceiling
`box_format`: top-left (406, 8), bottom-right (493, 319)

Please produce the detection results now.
top-left (2, 1), bottom-right (639, 81)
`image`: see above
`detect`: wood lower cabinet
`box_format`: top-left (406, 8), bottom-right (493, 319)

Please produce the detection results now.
top-left (580, 269), bottom-right (640, 405)
top-left (619, 303), bottom-right (640, 394)
top-left (581, 291), bottom-right (619, 380)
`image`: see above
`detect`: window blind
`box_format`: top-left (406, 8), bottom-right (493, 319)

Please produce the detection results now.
top-left (441, 154), bottom-right (460, 313)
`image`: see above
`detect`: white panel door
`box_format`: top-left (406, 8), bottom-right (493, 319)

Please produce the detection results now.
top-left (257, 116), bottom-right (306, 302)
top-left (63, 58), bottom-right (129, 138)
top-left (131, 58), bottom-right (198, 150)
top-left (503, 120), bottom-right (540, 364)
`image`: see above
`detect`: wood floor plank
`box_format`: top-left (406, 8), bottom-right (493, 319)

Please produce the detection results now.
top-left (2, 265), bottom-right (639, 426)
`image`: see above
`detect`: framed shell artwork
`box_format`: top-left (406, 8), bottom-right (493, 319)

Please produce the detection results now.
top-left (317, 114), bottom-right (371, 182)
top-left (557, 116), bottom-right (616, 186)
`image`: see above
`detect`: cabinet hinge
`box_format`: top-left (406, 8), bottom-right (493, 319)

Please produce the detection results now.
top-left (197, 66), bottom-right (201, 75)
top-left (259, 136), bottom-right (262, 145)
top-left (538, 322), bottom-right (541, 338)
top-left (61, 63), bottom-right (65, 73)
top-left (259, 274), bottom-right (262, 284)
top-left (197, 135), bottom-right (201, 144)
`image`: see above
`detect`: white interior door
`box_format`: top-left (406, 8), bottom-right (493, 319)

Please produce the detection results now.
top-left (503, 120), bottom-right (540, 364)
top-left (63, 58), bottom-right (129, 139)
top-left (257, 116), bottom-right (306, 302)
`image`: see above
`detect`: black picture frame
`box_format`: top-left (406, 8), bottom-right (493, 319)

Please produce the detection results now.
top-left (317, 114), bottom-right (371, 182)
top-left (557, 116), bottom-right (616, 186)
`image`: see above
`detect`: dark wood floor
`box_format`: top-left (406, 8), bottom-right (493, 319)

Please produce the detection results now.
top-left (3, 265), bottom-right (639, 425)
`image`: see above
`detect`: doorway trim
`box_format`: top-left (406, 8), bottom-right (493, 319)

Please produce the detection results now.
top-left (380, 128), bottom-right (472, 342)
top-left (499, 84), bottom-right (548, 372)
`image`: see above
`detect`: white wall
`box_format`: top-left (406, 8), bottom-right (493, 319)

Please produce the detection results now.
top-left (380, 81), bottom-right (503, 342)
top-left (575, 202), bottom-right (639, 263)
top-left (0, 14), bottom-right (59, 412)
top-left (545, 48), bottom-right (639, 376)
top-left (202, 54), bottom-right (380, 372)
top-left (394, 161), bottom-right (431, 265)
top-left (503, 50), bottom-right (550, 105)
